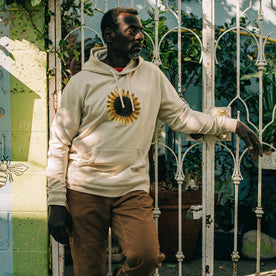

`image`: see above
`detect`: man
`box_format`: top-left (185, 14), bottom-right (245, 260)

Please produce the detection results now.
top-left (47, 7), bottom-right (262, 276)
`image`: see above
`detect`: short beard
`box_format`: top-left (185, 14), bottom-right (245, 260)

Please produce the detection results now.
top-left (128, 51), bottom-right (141, 60)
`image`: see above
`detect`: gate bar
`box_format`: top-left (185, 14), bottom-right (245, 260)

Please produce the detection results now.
top-left (202, 0), bottom-right (216, 275)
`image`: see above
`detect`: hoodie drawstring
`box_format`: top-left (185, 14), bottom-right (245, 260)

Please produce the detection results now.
top-left (110, 69), bottom-right (135, 112)
top-left (127, 74), bottom-right (135, 112)
top-left (110, 69), bottom-right (125, 108)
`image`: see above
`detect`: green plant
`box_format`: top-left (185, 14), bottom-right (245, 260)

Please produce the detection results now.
top-left (213, 148), bottom-right (235, 231)
top-left (215, 17), bottom-right (255, 101)
top-left (182, 145), bottom-right (202, 190)
top-left (241, 47), bottom-right (276, 152)
top-left (142, 9), bottom-right (203, 192)
top-left (215, 198), bottom-right (234, 231)
top-left (6, 0), bottom-right (49, 44)
top-left (215, 17), bottom-right (276, 152)
top-left (149, 153), bottom-right (178, 191)
top-left (141, 8), bottom-right (202, 93)
top-left (245, 168), bottom-right (276, 224)
top-left (263, 193), bottom-right (276, 222)
top-left (6, 0), bottom-right (42, 6)
top-left (57, 0), bottom-right (98, 86)
top-left (215, 149), bottom-right (233, 202)
top-left (212, 17), bottom-right (276, 235)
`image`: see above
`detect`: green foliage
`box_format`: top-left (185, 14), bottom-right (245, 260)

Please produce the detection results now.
top-left (182, 145), bottom-right (202, 189)
top-left (6, 0), bottom-right (50, 46)
top-left (58, 0), bottom-right (97, 86)
top-left (141, 8), bottom-right (202, 94)
top-left (6, 0), bottom-right (42, 6)
top-left (215, 17), bottom-right (256, 101)
top-left (141, 9), bottom-right (203, 192)
top-left (31, 0), bottom-right (42, 6)
top-left (215, 198), bottom-right (234, 231)
top-left (246, 169), bottom-right (276, 223)
top-left (263, 193), bottom-right (276, 222)
top-left (61, 0), bottom-right (94, 36)
top-left (241, 49), bottom-right (276, 151)
top-left (215, 17), bottom-right (276, 151)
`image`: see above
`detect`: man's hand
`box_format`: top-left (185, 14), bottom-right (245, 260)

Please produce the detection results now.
top-left (236, 120), bottom-right (263, 161)
top-left (48, 205), bottom-right (72, 244)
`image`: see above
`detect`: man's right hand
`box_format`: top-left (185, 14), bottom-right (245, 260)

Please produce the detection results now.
top-left (236, 120), bottom-right (263, 161)
top-left (48, 205), bottom-right (72, 244)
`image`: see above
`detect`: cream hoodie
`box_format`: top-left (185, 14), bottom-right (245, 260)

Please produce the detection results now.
top-left (46, 47), bottom-right (237, 206)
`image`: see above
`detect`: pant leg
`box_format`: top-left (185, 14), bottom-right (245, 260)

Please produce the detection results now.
top-left (111, 190), bottom-right (165, 276)
top-left (67, 189), bottom-right (112, 276)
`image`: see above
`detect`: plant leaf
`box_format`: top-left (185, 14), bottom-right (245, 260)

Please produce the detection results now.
top-left (240, 71), bottom-right (259, 80)
top-left (31, 0), bottom-right (42, 6)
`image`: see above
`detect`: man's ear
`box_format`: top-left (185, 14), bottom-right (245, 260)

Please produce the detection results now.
top-left (103, 27), bottom-right (114, 43)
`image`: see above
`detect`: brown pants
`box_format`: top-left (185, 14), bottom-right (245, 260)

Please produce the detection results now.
top-left (67, 189), bottom-right (165, 276)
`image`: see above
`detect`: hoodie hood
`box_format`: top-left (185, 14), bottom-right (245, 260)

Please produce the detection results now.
top-left (82, 46), bottom-right (144, 76)
top-left (83, 47), bottom-right (144, 111)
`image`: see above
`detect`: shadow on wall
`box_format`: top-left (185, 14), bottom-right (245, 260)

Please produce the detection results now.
top-left (0, 67), bottom-right (40, 161)
top-left (0, 2), bottom-right (44, 161)
top-left (10, 71), bottom-right (40, 161)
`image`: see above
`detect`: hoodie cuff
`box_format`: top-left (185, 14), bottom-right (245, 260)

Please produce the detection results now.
top-left (47, 191), bottom-right (67, 206)
top-left (47, 176), bottom-right (67, 206)
top-left (222, 117), bottom-right (238, 133)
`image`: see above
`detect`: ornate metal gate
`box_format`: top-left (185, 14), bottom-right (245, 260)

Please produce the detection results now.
top-left (48, 0), bottom-right (276, 275)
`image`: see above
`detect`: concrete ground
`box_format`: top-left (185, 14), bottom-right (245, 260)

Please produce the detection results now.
top-left (64, 258), bottom-right (276, 276)
top-left (157, 259), bottom-right (276, 276)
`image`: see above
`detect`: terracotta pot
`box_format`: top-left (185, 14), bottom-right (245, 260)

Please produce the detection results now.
top-left (150, 190), bottom-right (202, 262)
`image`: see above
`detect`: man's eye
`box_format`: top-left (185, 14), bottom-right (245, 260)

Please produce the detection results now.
top-left (129, 28), bottom-right (136, 35)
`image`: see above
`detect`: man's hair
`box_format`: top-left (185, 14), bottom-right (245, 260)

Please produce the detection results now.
top-left (101, 7), bottom-right (138, 37)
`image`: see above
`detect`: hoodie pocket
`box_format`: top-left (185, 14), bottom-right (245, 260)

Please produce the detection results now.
top-left (75, 148), bottom-right (146, 174)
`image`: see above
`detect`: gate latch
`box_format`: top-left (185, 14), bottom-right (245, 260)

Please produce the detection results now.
top-left (186, 205), bottom-right (202, 220)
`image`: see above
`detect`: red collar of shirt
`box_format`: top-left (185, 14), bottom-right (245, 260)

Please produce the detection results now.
top-left (114, 68), bottom-right (124, 73)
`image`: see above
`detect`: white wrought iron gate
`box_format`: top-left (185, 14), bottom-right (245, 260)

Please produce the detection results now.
top-left (48, 0), bottom-right (276, 275)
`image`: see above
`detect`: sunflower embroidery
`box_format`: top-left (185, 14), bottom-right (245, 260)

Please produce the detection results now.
top-left (107, 89), bottom-right (141, 124)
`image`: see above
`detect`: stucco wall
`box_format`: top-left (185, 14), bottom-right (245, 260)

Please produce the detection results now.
top-left (0, 1), bottom-right (48, 275)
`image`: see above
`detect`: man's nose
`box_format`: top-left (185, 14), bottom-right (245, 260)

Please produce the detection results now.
top-left (135, 30), bottom-right (144, 41)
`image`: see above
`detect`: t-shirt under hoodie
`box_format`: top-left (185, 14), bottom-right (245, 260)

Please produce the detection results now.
top-left (46, 46), bottom-right (237, 206)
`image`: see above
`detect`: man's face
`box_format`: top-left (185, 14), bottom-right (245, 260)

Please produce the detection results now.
top-left (112, 12), bottom-right (144, 60)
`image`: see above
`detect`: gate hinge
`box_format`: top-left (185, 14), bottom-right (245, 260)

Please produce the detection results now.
top-left (205, 265), bottom-right (210, 274)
